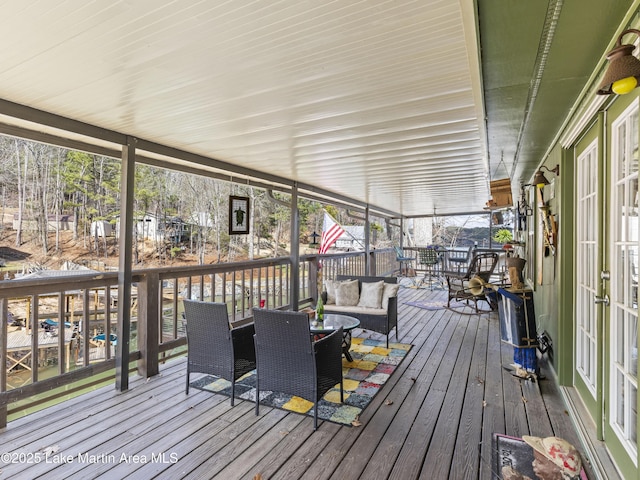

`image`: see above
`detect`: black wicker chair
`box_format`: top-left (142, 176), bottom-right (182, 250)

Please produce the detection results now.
top-left (183, 300), bottom-right (256, 405)
top-left (252, 308), bottom-right (344, 430)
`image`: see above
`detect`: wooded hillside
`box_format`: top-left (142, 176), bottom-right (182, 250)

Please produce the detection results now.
top-left (0, 136), bottom-right (397, 270)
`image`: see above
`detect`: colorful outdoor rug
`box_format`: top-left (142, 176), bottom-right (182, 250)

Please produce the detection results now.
top-left (191, 337), bottom-right (412, 427)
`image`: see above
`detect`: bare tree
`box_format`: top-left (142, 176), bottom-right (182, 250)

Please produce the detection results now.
top-left (13, 140), bottom-right (27, 247)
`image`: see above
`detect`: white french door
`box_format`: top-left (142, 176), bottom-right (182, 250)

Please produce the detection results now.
top-left (609, 100), bottom-right (639, 461)
top-left (576, 139), bottom-right (599, 397)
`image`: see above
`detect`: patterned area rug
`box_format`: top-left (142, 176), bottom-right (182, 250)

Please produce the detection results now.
top-left (404, 301), bottom-right (447, 310)
top-left (405, 299), bottom-right (494, 315)
top-left (191, 337), bottom-right (412, 427)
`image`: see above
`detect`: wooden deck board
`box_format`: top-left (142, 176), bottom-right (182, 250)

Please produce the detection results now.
top-left (421, 314), bottom-right (481, 479)
top-left (479, 308), bottom-right (507, 480)
top-left (0, 285), bottom-right (594, 480)
top-left (449, 314), bottom-right (489, 480)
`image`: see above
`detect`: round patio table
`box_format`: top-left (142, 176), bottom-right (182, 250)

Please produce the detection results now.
top-left (309, 313), bottom-right (360, 362)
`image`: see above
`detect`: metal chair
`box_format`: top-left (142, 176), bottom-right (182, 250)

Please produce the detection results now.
top-left (446, 252), bottom-right (499, 312)
top-left (446, 246), bottom-right (473, 273)
top-left (183, 300), bottom-right (256, 405)
top-left (393, 246), bottom-right (414, 276)
top-left (417, 246), bottom-right (442, 289)
top-left (252, 308), bottom-right (343, 430)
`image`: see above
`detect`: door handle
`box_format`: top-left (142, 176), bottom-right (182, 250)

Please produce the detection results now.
top-left (594, 294), bottom-right (610, 306)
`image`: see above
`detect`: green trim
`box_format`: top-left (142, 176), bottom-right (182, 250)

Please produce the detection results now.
top-left (557, 147), bottom-right (575, 387)
top-left (569, 116), bottom-right (605, 438)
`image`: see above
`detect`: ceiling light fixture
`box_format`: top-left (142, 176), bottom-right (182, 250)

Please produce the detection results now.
top-left (533, 164), bottom-right (560, 188)
top-left (597, 29), bottom-right (640, 95)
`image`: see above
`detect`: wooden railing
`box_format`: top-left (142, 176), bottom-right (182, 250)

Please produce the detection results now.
top-left (0, 248), bottom-right (397, 426)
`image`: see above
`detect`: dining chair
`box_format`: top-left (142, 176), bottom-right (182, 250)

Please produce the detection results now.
top-left (446, 246), bottom-right (473, 273)
top-left (252, 308), bottom-right (343, 430)
top-left (183, 300), bottom-right (256, 405)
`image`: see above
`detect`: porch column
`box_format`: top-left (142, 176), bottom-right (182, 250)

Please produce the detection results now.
top-left (289, 183), bottom-right (300, 310)
top-left (0, 298), bottom-right (7, 427)
top-left (364, 205), bottom-right (370, 275)
top-left (116, 136), bottom-right (136, 391)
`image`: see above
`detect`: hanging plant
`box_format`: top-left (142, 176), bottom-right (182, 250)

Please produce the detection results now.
top-left (493, 228), bottom-right (513, 244)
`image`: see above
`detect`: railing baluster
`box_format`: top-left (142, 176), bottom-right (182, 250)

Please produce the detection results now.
top-left (31, 295), bottom-right (38, 383)
top-left (58, 292), bottom-right (65, 373)
top-left (106, 286), bottom-right (112, 359)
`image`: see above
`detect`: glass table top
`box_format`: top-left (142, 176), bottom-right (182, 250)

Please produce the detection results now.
top-left (309, 313), bottom-right (360, 333)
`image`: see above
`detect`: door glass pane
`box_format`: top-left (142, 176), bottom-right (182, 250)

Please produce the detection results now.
top-left (617, 370), bottom-right (626, 428)
top-left (630, 309), bottom-right (638, 379)
top-left (619, 121), bottom-right (627, 180)
top-left (631, 384), bottom-right (638, 443)
top-left (617, 306), bottom-right (626, 365)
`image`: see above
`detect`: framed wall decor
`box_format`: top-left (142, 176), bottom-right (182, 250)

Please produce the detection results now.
top-left (229, 195), bottom-right (250, 235)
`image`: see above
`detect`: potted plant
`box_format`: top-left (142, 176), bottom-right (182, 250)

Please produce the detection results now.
top-left (493, 228), bottom-right (513, 248)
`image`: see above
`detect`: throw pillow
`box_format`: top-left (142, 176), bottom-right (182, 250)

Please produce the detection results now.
top-left (381, 283), bottom-right (400, 310)
top-left (335, 280), bottom-right (360, 306)
top-left (357, 281), bottom-right (384, 309)
top-left (324, 279), bottom-right (343, 305)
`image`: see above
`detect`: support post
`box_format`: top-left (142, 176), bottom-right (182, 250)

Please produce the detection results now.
top-left (0, 299), bottom-right (7, 428)
top-left (116, 137), bottom-right (136, 391)
top-left (364, 205), bottom-right (370, 276)
top-left (137, 271), bottom-right (160, 377)
top-left (289, 183), bottom-right (300, 310)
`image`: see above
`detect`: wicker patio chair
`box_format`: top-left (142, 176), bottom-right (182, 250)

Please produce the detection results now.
top-left (183, 300), bottom-right (256, 405)
top-left (252, 308), bottom-right (344, 431)
top-left (446, 252), bottom-right (499, 313)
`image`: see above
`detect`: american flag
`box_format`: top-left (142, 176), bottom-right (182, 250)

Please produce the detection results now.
top-left (319, 211), bottom-right (345, 254)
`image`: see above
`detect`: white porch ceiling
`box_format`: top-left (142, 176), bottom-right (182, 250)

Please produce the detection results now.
top-left (0, 0), bottom-right (633, 217)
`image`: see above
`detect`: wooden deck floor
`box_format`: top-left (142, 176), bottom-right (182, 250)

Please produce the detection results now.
top-left (1, 284), bottom-right (597, 479)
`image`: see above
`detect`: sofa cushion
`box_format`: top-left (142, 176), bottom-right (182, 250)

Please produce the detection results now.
top-left (335, 279), bottom-right (360, 306)
top-left (381, 283), bottom-right (400, 310)
top-left (324, 279), bottom-right (349, 305)
top-left (324, 304), bottom-right (386, 316)
top-left (357, 280), bottom-right (384, 309)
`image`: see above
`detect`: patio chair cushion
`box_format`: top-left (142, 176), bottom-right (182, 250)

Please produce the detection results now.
top-left (381, 283), bottom-right (400, 309)
top-left (357, 280), bottom-right (384, 309)
top-left (335, 279), bottom-right (360, 306)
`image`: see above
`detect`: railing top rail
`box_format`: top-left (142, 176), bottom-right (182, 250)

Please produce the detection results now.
top-left (0, 250), bottom-right (394, 297)
top-left (0, 271), bottom-right (123, 298)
